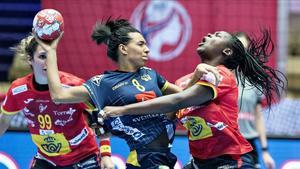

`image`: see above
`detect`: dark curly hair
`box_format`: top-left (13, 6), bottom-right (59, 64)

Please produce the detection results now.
top-left (91, 18), bottom-right (140, 62)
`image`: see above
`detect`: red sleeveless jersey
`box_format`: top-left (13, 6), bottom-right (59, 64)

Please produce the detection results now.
top-left (176, 65), bottom-right (252, 159)
top-left (1, 72), bottom-right (98, 166)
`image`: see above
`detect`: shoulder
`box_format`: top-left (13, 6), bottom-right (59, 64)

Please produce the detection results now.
top-left (140, 66), bottom-right (159, 76)
top-left (59, 71), bottom-right (85, 86)
top-left (85, 74), bottom-right (106, 87)
top-left (140, 66), bottom-right (153, 71)
top-left (217, 65), bottom-right (233, 76)
top-left (217, 65), bottom-right (235, 81)
top-left (9, 74), bottom-right (33, 95)
top-left (140, 66), bottom-right (156, 74)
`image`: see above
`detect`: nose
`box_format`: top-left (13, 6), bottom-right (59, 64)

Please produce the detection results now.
top-left (144, 45), bottom-right (150, 54)
top-left (207, 33), bottom-right (212, 37)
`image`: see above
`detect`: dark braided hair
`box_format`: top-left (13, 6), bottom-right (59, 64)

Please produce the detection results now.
top-left (224, 29), bottom-right (286, 107)
top-left (91, 18), bottom-right (140, 62)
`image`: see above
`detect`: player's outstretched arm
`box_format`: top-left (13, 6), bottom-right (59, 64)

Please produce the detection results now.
top-left (103, 84), bottom-right (214, 118)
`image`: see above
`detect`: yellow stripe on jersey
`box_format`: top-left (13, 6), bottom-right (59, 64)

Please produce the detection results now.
top-left (0, 106), bottom-right (20, 115)
top-left (127, 150), bottom-right (141, 167)
top-left (83, 101), bottom-right (97, 113)
top-left (161, 81), bottom-right (169, 93)
top-left (196, 81), bottom-right (218, 99)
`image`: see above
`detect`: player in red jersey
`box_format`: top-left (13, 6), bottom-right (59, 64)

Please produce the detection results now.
top-left (0, 35), bottom-right (114, 169)
top-left (102, 30), bottom-right (286, 168)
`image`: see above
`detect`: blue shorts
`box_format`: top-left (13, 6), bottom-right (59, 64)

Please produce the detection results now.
top-left (126, 148), bottom-right (177, 169)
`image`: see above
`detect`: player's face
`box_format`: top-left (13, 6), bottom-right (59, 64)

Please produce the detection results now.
top-left (197, 31), bottom-right (232, 62)
top-left (126, 32), bottom-right (150, 68)
top-left (29, 45), bottom-right (48, 84)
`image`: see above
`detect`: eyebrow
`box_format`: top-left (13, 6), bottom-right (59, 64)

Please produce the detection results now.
top-left (138, 40), bottom-right (146, 45)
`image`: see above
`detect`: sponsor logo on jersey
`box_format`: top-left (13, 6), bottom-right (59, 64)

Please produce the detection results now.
top-left (39, 104), bottom-right (47, 113)
top-left (24, 98), bottom-right (34, 104)
top-left (135, 91), bottom-right (157, 102)
top-left (41, 136), bottom-right (62, 154)
top-left (141, 74), bottom-right (152, 81)
top-left (54, 108), bottom-right (76, 126)
top-left (130, 1), bottom-right (192, 61)
top-left (112, 81), bottom-right (129, 91)
top-left (132, 114), bottom-right (163, 123)
top-left (22, 107), bottom-right (34, 117)
top-left (12, 84), bottom-right (28, 95)
top-left (207, 121), bottom-right (228, 131)
top-left (182, 116), bottom-right (213, 141)
top-left (39, 129), bottom-right (55, 135)
top-left (69, 127), bottom-right (89, 146)
top-left (111, 117), bottom-right (145, 140)
top-left (91, 75), bottom-right (104, 86)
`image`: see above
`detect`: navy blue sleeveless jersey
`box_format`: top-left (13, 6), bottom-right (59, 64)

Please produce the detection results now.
top-left (83, 67), bottom-right (175, 150)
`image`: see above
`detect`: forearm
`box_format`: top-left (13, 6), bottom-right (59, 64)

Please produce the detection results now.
top-left (46, 50), bottom-right (64, 102)
top-left (0, 113), bottom-right (12, 136)
top-left (124, 94), bottom-right (181, 115)
top-left (256, 116), bottom-right (268, 148)
top-left (123, 85), bottom-right (213, 115)
top-left (46, 51), bottom-right (89, 103)
top-left (255, 105), bottom-right (268, 149)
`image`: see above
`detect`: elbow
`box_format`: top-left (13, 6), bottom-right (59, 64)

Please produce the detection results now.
top-left (50, 93), bottom-right (65, 103)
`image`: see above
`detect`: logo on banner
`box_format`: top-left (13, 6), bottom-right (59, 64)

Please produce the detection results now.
top-left (130, 0), bottom-right (192, 61)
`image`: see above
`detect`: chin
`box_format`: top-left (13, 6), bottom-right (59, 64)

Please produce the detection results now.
top-left (196, 48), bottom-right (203, 56)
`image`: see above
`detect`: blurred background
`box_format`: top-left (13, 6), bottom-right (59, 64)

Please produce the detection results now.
top-left (0, 0), bottom-right (299, 169)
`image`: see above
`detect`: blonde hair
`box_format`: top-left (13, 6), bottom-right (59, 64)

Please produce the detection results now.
top-left (8, 35), bottom-right (37, 81)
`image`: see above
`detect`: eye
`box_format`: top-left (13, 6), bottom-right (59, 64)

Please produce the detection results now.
top-left (138, 41), bottom-right (146, 46)
top-left (38, 53), bottom-right (47, 59)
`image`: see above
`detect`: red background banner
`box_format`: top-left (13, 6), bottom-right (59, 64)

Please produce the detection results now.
top-left (42, 0), bottom-right (277, 83)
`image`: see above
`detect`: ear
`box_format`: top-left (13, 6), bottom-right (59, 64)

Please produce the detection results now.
top-left (118, 44), bottom-right (128, 55)
top-left (26, 56), bottom-right (33, 66)
top-left (222, 48), bottom-right (233, 56)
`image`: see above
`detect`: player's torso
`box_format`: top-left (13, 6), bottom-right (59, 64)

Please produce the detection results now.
top-left (178, 67), bottom-right (251, 157)
top-left (100, 68), bottom-right (172, 149)
top-left (7, 74), bottom-right (98, 162)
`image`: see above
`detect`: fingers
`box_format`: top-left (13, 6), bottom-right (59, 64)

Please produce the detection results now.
top-left (32, 31), bottom-right (48, 50)
top-left (98, 110), bottom-right (105, 124)
top-left (51, 31), bottom-right (64, 48)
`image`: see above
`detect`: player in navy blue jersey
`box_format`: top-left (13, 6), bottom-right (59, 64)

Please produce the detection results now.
top-left (40, 18), bottom-right (219, 169)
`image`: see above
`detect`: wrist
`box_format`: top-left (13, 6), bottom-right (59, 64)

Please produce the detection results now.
top-left (100, 139), bottom-right (111, 157)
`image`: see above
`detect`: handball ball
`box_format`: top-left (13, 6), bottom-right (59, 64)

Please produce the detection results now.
top-left (33, 9), bottom-right (64, 41)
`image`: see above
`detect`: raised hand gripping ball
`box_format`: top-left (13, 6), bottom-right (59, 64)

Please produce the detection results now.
top-left (33, 9), bottom-right (64, 41)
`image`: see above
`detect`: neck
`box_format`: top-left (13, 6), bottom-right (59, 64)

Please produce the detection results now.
top-left (202, 55), bottom-right (224, 66)
top-left (33, 76), bottom-right (49, 91)
top-left (118, 59), bottom-right (139, 72)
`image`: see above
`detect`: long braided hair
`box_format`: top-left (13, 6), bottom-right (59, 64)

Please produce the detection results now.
top-left (224, 29), bottom-right (286, 107)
